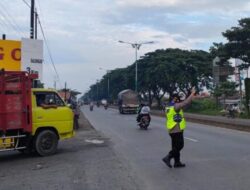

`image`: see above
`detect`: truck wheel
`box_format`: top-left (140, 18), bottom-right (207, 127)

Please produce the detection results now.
top-left (35, 130), bottom-right (58, 156)
top-left (119, 108), bottom-right (123, 114)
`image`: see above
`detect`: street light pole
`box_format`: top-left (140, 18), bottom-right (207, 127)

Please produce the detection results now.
top-left (134, 44), bottom-right (139, 93)
top-left (118, 40), bottom-right (154, 92)
top-left (99, 68), bottom-right (111, 100)
top-left (108, 77), bottom-right (110, 98)
top-left (96, 80), bottom-right (99, 101)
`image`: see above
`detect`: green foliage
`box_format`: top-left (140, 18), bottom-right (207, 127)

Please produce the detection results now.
top-left (189, 98), bottom-right (218, 110)
top-left (212, 81), bottom-right (238, 98)
top-left (210, 17), bottom-right (250, 70)
top-left (82, 48), bottom-right (212, 105)
top-left (187, 98), bottom-right (222, 115)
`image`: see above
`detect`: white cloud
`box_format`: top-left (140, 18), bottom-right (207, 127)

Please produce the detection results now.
top-left (2, 0), bottom-right (250, 94)
top-left (116, 0), bottom-right (178, 7)
top-left (116, 0), bottom-right (250, 12)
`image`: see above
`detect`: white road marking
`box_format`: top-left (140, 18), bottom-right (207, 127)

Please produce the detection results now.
top-left (184, 137), bottom-right (198, 142)
top-left (85, 139), bottom-right (104, 144)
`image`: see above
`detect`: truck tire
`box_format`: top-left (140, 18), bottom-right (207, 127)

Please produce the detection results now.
top-left (119, 107), bottom-right (123, 114)
top-left (35, 130), bottom-right (58, 156)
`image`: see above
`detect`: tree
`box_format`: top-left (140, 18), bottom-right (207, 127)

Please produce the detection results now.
top-left (82, 48), bottom-right (212, 107)
top-left (222, 18), bottom-right (250, 70)
top-left (210, 18), bottom-right (250, 70)
top-left (212, 81), bottom-right (238, 108)
top-left (210, 18), bottom-right (250, 110)
top-left (138, 49), bottom-right (212, 107)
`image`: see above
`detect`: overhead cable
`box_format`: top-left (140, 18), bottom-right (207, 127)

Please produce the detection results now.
top-left (0, 1), bottom-right (27, 37)
top-left (22, 0), bottom-right (31, 8)
top-left (37, 14), bottom-right (62, 88)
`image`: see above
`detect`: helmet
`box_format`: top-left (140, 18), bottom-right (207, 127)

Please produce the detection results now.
top-left (171, 94), bottom-right (181, 102)
top-left (140, 103), bottom-right (145, 107)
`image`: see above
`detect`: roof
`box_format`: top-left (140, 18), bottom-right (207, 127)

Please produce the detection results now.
top-left (58, 91), bottom-right (71, 100)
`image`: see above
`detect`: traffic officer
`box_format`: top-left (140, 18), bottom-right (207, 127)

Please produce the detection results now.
top-left (162, 87), bottom-right (196, 168)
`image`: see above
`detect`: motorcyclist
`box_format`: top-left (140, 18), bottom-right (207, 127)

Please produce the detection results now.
top-left (136, 102), bottom-right (151, 123)
top-left (104, 101), bottom-right (108, 109)
top-left (89, 101), bottom-right (94, 111)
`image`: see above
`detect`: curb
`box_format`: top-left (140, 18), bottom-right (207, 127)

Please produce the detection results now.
top-left (151, 110), bottom-right (250, 132)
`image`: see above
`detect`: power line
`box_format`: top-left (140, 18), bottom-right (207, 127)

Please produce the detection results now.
top-left (0, 1), bottom-right (27, 37)
top-left (1, 0), bottom-right (62, 88)
top-left (22, 0), bottom-right (31, 8)
top-left (36, 0), bottom-right (45, 30)
top-left (0, 10), bottom-right (21, 37)
top-left (37, 14), bottom-right (62, 88)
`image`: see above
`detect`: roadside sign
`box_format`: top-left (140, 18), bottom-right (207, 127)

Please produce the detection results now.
top-left (21, 38), bottom-right (43, 81)
top-left (0, 40), bottom-right (21, 71)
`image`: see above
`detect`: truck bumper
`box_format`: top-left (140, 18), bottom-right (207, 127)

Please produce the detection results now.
top-left (59, 130), bottom-right (75, 140)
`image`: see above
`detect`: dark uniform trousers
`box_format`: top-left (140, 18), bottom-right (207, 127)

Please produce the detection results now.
top-left (168, 132), bottom-right (184, 163)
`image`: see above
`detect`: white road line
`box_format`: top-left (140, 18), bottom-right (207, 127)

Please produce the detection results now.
top-left (184, 137), bottom-right (198, 142)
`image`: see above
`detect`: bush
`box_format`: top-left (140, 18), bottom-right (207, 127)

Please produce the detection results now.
top-left (186, 98), bottom-right (222, 115)
top-left (188, 98), bottom-right (217, 110)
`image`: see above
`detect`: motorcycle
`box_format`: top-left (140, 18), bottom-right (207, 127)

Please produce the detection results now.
top-left (138, 115), bottom-right (150, 130)
top-left (90, 105), bottom-right (93, 111)
top-left (104, 104), bottom-right (108, 110)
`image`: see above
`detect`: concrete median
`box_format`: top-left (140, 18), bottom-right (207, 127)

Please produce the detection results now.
top-left (151, 109), bottom-right (250, 132)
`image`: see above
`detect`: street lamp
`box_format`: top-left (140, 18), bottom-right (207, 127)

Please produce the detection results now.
top-left (99, 68), bottom-right (110, 100)
top-left (96, 79), bottom-right (99, 101)
top-left (118, 40), bottom-right (154, 92)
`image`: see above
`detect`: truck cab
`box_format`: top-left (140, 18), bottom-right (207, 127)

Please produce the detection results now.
top-left (0, 71), bottom-right (74, 156)
top-left (32, 89), bottom-right (74, 139)
top-left (31, 89), bottom-right (74, 156)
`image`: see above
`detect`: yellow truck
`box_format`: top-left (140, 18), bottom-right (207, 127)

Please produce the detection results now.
top-left (0, 71), bottom-right (74, 156)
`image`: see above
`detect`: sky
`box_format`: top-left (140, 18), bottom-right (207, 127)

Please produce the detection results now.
top-left (1, 0), bottom-right (250, 95)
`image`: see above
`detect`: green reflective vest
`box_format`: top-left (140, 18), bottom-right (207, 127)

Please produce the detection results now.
top-left (165, 106), bottom-right (186, 131)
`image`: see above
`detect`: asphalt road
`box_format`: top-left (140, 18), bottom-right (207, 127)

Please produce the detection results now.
top-left (0, 112), bottom-right (141, 190)
top-left (82, 105), bottom-right (250, 190)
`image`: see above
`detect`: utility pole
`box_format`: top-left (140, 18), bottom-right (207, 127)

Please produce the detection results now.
top-left (34, 9), bottom-right (38, 39)
top-left (30, 0), bottom-right (35, 39)
top-left (54, 81), bottom-right (56, 90)
top-left (134, 44), bottom-right (140, 92)
top-left (54, 76), bottom-right (58, 90)
top-left (239, 70), bottom-right (243, 109)
top-left (118, 40), bottom-right (154, 92)
top-left (64, 82), bottom-right (67, 102)
top-left (99, 68), bottom-right (110, 100)
top-left (96, 80), bottom-right (99, 101)
top-left (108, 76), bottom-right (110, 99)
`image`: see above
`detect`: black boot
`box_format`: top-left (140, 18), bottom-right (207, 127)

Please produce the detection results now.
top-left (162, 155), bottom-right (172, 168)
top-left (174, 161), bottom-right (186, 168)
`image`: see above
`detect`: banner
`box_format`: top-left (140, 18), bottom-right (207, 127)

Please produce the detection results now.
top-left (0, 40), bottom-right (21, 71)
top-left (21, 38), bottom-right (43, 81)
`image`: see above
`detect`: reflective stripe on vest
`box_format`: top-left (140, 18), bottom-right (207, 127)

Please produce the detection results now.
top-left (165, 106), bottom-right (186, 131)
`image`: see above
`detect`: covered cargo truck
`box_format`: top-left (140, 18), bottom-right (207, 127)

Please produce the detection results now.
top-left (0, 71), bottom-right (74, 156)
top-left (118, 89), bottom-right (139, 114)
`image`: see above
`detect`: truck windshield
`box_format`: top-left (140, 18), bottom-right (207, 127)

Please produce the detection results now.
top-left (35, 92), bottom-right (65, 107)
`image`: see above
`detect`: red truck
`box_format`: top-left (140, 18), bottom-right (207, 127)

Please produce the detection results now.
top-left (0, 70), bottom-right (74, 156)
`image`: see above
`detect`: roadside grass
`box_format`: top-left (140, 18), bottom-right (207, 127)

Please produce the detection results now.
top-left (185, 98), bottom-right (250, 119)
top-left (186, 108), bottom-right (223, 116)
